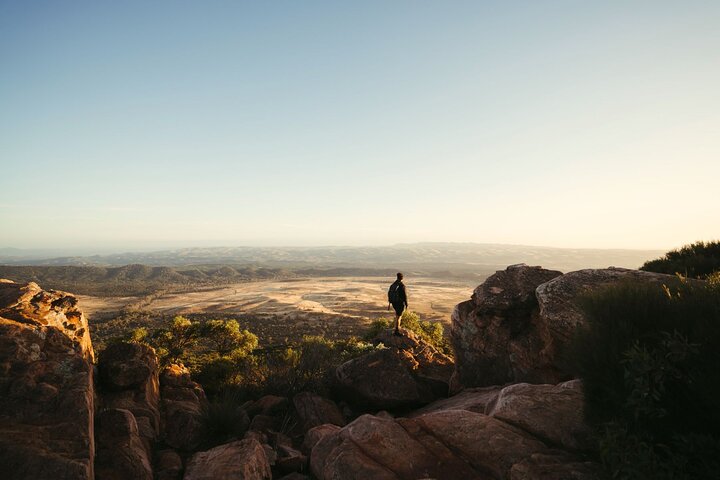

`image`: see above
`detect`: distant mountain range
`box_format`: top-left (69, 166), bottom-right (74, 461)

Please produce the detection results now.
top-left (0, 242), bottom-right (662, 271)
top-left (0, 243), bottom-right (665, 297)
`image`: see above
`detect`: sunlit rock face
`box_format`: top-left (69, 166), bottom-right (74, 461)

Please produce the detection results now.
top-left (0, 279), bottom-right (95, 480)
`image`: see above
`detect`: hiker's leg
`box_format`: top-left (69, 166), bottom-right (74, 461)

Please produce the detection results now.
top-left (394, 312), bottom-right (400, 332)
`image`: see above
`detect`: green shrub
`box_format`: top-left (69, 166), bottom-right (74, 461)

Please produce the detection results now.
top-left (201, 319), bottom-right (258, 356)
top-left (641, 240), bottom-right (720, 278)
top-left (569, 279), bottom-right (720, 478)
top-left (150, 315), bottom-right (201, 364)
top-left (365, 311), bottom-right (452, 356)
top-left (255, 335), bottom-right (376, 397)
top-left (363, 318), bottom-right (393, 340)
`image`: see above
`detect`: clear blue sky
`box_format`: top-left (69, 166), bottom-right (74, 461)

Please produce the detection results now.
top-left (1, 1), bottom-right (718, 250)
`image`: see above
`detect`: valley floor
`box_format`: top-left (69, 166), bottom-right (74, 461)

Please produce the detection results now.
top-left (79, 276), bottom-right (477, 346)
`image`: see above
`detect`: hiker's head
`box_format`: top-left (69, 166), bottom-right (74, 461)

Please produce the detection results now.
top-left (396, 272), bottom-right (403, 280)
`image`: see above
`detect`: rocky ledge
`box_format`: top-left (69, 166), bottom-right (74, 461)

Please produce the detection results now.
top-left (451, 265), bottom-right (679, 388)
top-left (0, 279), bottom-right (95, 479)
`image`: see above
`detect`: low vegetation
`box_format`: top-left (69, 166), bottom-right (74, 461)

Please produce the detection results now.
top-left (569, 278), bottom-right (720, 479)
top-left (641, 240), bottom-right (720, 279)
top-left (121, 308), bottom-right (450, 403)
top-left (364, 310), bottom-right (452, 356)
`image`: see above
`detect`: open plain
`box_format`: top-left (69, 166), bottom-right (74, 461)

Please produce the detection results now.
top-left (79, 276), bottom-right (478, 347)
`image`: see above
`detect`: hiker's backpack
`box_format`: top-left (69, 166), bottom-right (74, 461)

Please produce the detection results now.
top-left (388, 281), bottom-right (402, 304)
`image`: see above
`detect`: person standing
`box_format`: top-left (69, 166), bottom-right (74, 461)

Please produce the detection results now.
top-left (387, 272), bottom-right (408, 336)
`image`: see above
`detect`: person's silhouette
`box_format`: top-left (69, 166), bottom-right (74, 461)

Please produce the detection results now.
top-left (387, 272), bottom-right (408, 336)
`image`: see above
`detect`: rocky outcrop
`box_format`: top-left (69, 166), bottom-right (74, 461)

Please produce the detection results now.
top-left (451, 264), bottom-right (563, 387)
top-left (305, 380), bottom-right (597, 478)
top-left (535, 267), bottom-right (679, 344)
top-left (301, 424), bottom-right (342, 456)
top-left (334, 328), bottom-right (453, 410)
top-left (293, 392), bottom-right (346, 433)
top-left (310, 408), bottom-right (600, 480)
top-left (95, 408), bottom-right (154, 480)
top-left (156, 449), bottom-right (184, 480)
top-left (161, 363), bottom-right (208, 451)
top-left (98, 342), bottom-right (161, 451)
top-left (0, 279), bottom-right (95, 480)
top-left (0, 279), bottom-right (94, 360)
top-left (451, 265), bottom-right (678, 388)
top-left (487, 380), bottom-right (591, 451)
top-left (183, 438), bottom-right (272, 480)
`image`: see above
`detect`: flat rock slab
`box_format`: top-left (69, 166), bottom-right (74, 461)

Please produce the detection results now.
top-left (183, 438), bottom-right (271, 480)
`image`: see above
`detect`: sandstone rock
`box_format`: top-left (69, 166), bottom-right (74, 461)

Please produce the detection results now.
top-left (311, 410), bottom-right (549, 480)
top-left (161, 364), bottom-right (208, 451)
top-left (451, 265), bottom-right (677, 388)
top-left (247, 394), bottom-right (289, 417)
top-left (293, 391), bottom-right (346, 432)
top-left (471, 264), bottom-right (563, 312)
top-left (249, 413), bottom-right (280, 433)
top-left (183, 438), bottom-right (272, 480)
top-left (94, 408), bottom-right (153, 480)
top-left (0, 279), bottom-right (93, 360)
top-left (335, 328), bottom-right (453, 410)
top-left (98, 342), bottom-right (160, 447)
top-left (310, 410), bottom-right (600, 480)
top-left (301, 423), bottom-right (341, 456)
top-left (156, 449), bottom-right (184, 480)
top-left (487, 380), bottom-right (592, 451)
top-left (409, 385), bottom-right (503, 417)
top-left (372, 328), bottom-right (454, 392)
top-left (0, 279), bottom-right (95, 480)
top-left (451, 265), bottom-right (563, 387)
top-left (536, 267), bottom-right (679, 344)
top-left (276, 444), bottom-right (308, 474)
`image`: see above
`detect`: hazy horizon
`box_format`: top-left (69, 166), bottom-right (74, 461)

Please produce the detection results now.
top-left (2, 2), bottom-right (718, 250)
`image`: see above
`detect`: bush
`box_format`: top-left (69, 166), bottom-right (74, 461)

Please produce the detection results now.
top-left (253, 335), bottom-right (376, 397)
top-left (641, 240), bottom-right (720, 278)
top-left (150, 315), bottom-right (201, 364)
top-left (201, 319), bottom-right (258, 356)
top-left (568, 279), bottom-right (720, 478)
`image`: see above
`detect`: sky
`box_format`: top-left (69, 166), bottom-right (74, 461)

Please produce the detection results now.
top-left (1, 1), bottom-right (718, 251)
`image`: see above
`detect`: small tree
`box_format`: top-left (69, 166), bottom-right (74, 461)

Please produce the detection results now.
top-left (202, 319), bottom-right (258, 356)
top-left (151, 315), bottom-right (200, 364)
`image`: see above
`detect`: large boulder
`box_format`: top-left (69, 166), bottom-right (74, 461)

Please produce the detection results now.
top-left (161, 363), bottom-right (208, 451)
top-left (0, 279), bottom-right (94, 360)
top-left (334, 328), bottom-right (453, 410)
top-left (183, 438), bottom-right (272, 480)
top-left (0, 279), bottom-right (95, 480)
top-left (293, 392), bottom-right (346, 433)
top-left (451, 265), bottom-right (563, 387)
top-left (410, 385), bottom-right (503, 417)
top-left (451, 265), bottom-right (679, 388)
top-left (98, 342), bottom-right (161, 449)
top-left (536, 267), bottom-right (679, 344)
top-left (486, 380), bottom-right (592, 452)
top-left (310, 409), bottom-right (599, 480)
top-left (94, 408), bottom-right (153, 480)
